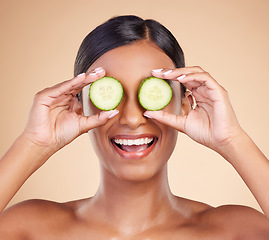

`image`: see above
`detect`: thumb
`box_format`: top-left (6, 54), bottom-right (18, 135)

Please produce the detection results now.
top-left (143, 110), bottom-right (187, 133)
top-left (79, 110), bottom-right (119, 134)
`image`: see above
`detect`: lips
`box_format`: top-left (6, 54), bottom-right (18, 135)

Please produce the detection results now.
top-left (111, 135), bottom-right (157, 160)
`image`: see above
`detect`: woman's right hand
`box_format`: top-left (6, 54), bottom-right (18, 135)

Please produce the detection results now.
top-left (21, 67), bottom-right (118, 163)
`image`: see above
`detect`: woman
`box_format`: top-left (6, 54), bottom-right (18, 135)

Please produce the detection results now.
top-left (0, 15), bottom-right (268, 239)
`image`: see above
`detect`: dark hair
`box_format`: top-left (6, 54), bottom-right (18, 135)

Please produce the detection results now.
top-left (74, 15), bottom-right (186, 97)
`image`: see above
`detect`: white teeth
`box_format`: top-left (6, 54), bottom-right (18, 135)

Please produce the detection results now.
top-left (114, 137), bottom-right (154, 146)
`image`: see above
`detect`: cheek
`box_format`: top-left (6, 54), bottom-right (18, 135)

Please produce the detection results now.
top-left (161, 126), bottom-right (178, 159)
top-left (89, 127), bottom-right (109, 163)
top-left (89, 129), bottom-right (100, 152)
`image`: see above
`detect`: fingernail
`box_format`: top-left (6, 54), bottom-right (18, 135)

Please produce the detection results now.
top-left (89, 67), bottom-right (104, 75)
top-left (108, 110), bottom-right (119, 119)
top-left (177, 75), bottom-right (186, 81)
top-left (95, 68), bottom-right (104, 74)
top-left (152, 69), bottom-right (163, 73)
top-left (143, 113), bottom-right (152, 119)
top-left (77, 73), bottom-right (85, 77)
top-left (163, 70), bottom-right (173, 75)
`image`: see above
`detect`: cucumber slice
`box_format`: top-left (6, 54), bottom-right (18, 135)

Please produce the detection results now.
top-left (138, 77), bottom-right (173, 111)
top-left (89, 77), bottom-right (123, 111)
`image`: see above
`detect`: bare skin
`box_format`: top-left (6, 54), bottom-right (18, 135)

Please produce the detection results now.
top-left (0, 40), bottom-right (269, 239)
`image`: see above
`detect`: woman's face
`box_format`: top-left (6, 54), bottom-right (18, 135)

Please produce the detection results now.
top-left (82, 40), bottom-right (183, 182)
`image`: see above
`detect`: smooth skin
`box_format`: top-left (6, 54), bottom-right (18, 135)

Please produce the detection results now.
top-left (0, 40), bottom-right (269, 239)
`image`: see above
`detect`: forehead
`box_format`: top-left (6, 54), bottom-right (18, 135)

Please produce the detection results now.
top-left (87, 40), bottom-right (175, 82)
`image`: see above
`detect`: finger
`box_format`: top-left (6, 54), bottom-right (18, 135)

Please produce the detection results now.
top-left (178, 73), bottom-right (229, 111)
top-left (178, 72), bottom-right (223, 93)
top-left (51, 67), bottom-right (106, 97)
top-left (151, 67), bottom-right (223, 93)
top-left (152, 66), bottom-right (205, 80)
top-left (192, 86), bottom-right (214, 105)
top-left (143, 110), bottom-right (187, 133)
top-left (70, 95), bottom-right (83, 115)
top-left (49, 94), bottom-right (74, 110)
top-left (36, 68), bottom-right (106, 105)
top-left (79, 109), bottom-right (119, 134)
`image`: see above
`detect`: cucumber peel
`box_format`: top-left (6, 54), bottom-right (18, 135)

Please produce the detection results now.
top-left (89, 77), bottom-right (123, 111)
top-left (138, 77), bottom-right (173, 111)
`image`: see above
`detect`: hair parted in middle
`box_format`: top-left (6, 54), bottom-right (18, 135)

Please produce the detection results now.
top-left (74, 15), bottom-right (186, 97)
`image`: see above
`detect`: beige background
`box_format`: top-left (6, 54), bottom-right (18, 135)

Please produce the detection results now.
top-left (0, 0), bottom-right (268, 211)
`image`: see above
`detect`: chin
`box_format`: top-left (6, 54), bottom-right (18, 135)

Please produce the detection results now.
top-left (104, 161), bottom-right (168, 183)
top-left (89, 125), bottom-right (178, 183)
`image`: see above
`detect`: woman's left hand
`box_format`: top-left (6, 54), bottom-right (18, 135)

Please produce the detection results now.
top-left (144, 66), bottom-right (243, 154)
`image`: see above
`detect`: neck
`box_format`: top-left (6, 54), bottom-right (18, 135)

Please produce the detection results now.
top-left (90, 164), bottom-right (178, 235)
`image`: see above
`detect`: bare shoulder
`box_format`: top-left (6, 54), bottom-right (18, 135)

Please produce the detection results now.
top-left (175, 196), bottom-right (213, 216)
top-left (175, 197), bottom-right (269, 239)
top-left (199, 204), bottom-right (269, 239)
top-left (0, 199), bottom-right (77, 239)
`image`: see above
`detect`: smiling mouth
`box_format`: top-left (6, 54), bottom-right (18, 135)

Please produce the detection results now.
top-left (112, 137), bottom-right (156, 152)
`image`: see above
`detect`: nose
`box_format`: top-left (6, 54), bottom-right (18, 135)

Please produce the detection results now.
top-left (118, 95), bottom-right (147, 130)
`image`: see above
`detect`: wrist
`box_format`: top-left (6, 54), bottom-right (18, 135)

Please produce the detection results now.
top-left (15, 133), bottom-right (54, 170)
top-left (216, 128), bottom-right (250, 164)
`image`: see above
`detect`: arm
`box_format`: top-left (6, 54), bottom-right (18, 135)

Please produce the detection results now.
top-left (0, 135), bottom-right (49, 213)
top-left (144, 66), bottom-right (269, 219)
top-left (220, 130), bottom-right (269, 217)
top-left (0, 67), bottom-right (118, 213)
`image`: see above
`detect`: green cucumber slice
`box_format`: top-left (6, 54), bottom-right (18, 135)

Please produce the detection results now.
top-left (89, 77), bottom-right (123, 111)
top-left (138, 77), bottom-right (173, 111)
